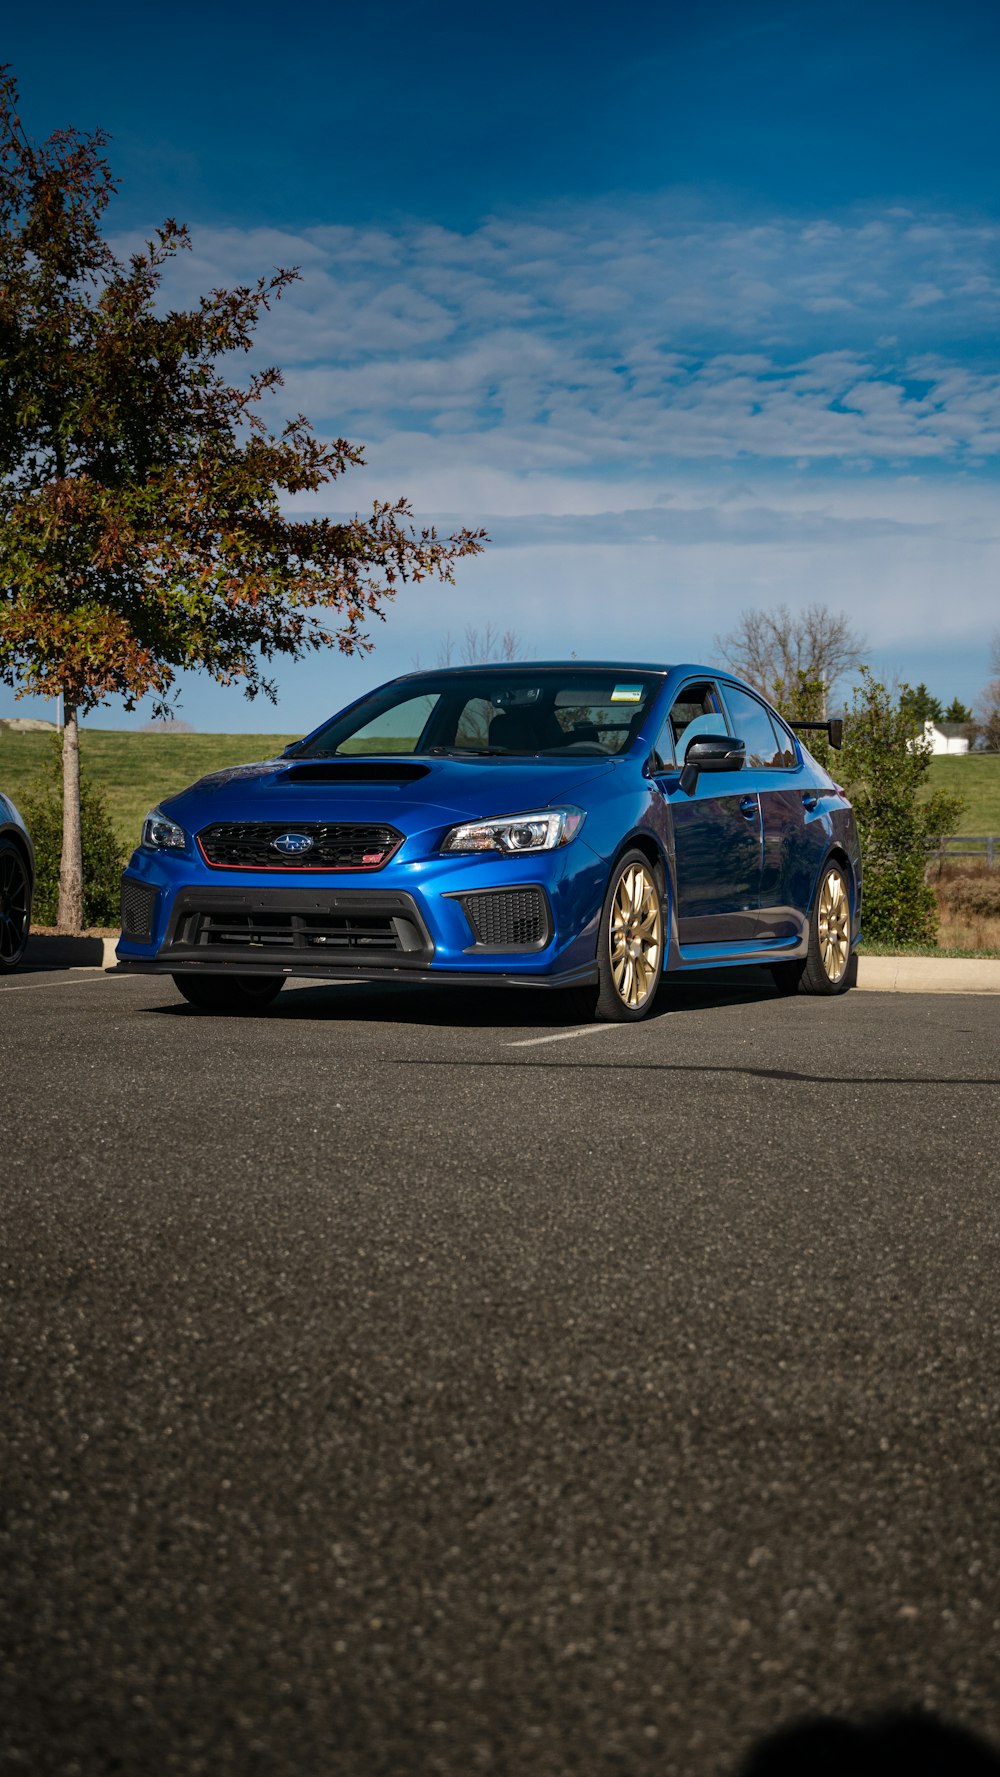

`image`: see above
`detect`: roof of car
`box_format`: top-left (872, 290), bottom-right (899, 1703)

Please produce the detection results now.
top-left (394, 660), bottom-right (677, 679)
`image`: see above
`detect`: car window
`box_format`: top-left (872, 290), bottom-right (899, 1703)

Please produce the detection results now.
top-left (668, 682), bottom-right (725, 739)
top-left (652, 716), bottom-right (676, 768)
top-left (770, 713), bottom-right (798, 768)
top-left (454, 697), bottom-right (494, 750)
top-left (551, 687), bottom-right (647, 753)
top-left (335, 694), bottom-right (439, 755)
top-left (298, 669), bottom-right (662, 758)
top-left (720, 685), bottom-right (784, 769)
top-left (666, 681), bottom-right (728, 761)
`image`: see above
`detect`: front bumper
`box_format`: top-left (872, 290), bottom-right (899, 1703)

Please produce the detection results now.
top-left (115, 843), bottom-right (606, 987)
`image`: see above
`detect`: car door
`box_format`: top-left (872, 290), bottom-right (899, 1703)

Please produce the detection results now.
top-left (717, 682), bottom-right (821, 944)
top-left (653, 680), bottom-right (762, 946)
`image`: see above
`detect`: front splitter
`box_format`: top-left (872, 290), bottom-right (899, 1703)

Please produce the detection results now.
top-left (114, 956), bottom-right (599, 991)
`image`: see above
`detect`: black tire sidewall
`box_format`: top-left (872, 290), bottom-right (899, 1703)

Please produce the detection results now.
top-left (0, 838), bottom-right (32, 973)
top-left (171, 973), bottom-right (284, 1012)
top-left (770, 959), bottom-right (806, 995)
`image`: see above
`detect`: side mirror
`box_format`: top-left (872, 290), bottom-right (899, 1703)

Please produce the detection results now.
top-left (281, 742), bottom-right (301, 758)
top-left (679, 734), bottom-right (745, 794)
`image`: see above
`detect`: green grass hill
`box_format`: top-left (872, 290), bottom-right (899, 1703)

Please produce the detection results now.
top-left (0, 730), bottom-right (297, 852)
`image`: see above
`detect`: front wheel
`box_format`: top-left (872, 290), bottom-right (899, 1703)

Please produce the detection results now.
top-left (171, 972), bottom-right (285, 1013)
top-left (771, 859), bottom-right (855, 997)
top-left (568, 850), bottom-right (665, 1023)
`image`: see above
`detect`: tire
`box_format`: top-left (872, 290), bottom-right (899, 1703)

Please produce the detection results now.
top-left (769, 959), bottom-right (805, 995)
top-left (171, 972), bottom-right (285, 1013)
top-left (0, 838), bottom-right (32, 973)
top-left (772, 858), bottom-right (855, 997)
top-left (564, 849), bottom-right (665, 1024)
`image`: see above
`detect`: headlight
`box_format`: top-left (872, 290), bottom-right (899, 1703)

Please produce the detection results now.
top-left (441, 807), bottom-right (584, 854)
top-left (141, 807), bottom-right (186, 850)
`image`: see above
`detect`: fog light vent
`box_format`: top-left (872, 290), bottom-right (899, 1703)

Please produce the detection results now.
top-left (461, 888), bottom-right (549, 949)
top-left (121, 877), bottom-right (158, 940)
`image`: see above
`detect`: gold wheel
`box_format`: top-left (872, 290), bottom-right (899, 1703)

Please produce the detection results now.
top-left (817, 866), bottom-right (850, 983)
top-left (609, 860), bottom-right (663, 1010)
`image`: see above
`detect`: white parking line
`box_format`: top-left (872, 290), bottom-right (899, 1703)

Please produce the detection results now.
top-left (0, 970), bottom-right (115, 992)
top-left (506, 1024), bottom-right (622, 1049)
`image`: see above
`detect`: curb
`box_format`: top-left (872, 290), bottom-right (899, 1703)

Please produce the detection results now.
top-left (856, 955), bottom-right (1000, 994)
top-left (26, 934), bottom-right (119, 970)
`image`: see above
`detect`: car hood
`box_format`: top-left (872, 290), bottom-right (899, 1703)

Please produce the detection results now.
top-left (159, 754), bottom-right (620, 836)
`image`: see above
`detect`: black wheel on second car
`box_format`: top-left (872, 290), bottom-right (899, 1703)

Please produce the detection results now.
top-left (770, 857), bottom-right (855, 997)
top-left (171, 972), bottom-right (285, 1013)
top-left (0, 837), bottom-right (32, 973)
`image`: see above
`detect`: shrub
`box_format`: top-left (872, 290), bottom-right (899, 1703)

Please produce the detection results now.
top-left (772, 671), bottom-right (834, 770)
top-left (940, 875), bottom-right (1000, 920)
top-left (20, 742), bottom-right (125, 927)
top-left (840, 670), bottom-right (964, 946)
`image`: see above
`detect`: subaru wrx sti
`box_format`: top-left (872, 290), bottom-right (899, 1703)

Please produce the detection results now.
top-left (116, 662), bottom-right (861, 1020)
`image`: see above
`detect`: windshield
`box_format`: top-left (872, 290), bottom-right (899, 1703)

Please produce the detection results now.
top-left (296, 670), bottom-right (662, 759)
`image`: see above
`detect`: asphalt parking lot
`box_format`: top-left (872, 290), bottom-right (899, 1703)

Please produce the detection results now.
top-left (3, 966), bottom-right (999, 1776)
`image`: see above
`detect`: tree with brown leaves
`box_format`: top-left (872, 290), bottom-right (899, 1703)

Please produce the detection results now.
top-left (0, 69), bottom-right (486, 930)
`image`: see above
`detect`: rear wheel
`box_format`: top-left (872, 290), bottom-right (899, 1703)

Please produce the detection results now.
top-left (0, 839), bottom-right (31, 973)
top-left (770, 859), bottom-right (855, 997)
top-left (171, 972), bottom-right (284, 1013)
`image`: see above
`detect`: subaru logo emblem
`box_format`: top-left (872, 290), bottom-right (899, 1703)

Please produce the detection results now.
top-left (272, 831), bottom-right (314, 856)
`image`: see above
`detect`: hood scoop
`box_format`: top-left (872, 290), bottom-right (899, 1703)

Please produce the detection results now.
top-left (281, 759), bottom-right (431, 786)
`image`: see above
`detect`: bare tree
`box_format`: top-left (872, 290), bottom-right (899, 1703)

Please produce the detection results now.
top-left (716, 603), bottom-right (866, 716)
top-left (970, 632), bottom-right (1000, 752)
top-left (434, 624), bottom-right (521, 667)
top-left (411, 625), bottom-right (524, 745)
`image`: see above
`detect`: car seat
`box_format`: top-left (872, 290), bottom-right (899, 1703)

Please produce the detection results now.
top-left (565, 721), bottom-right (602, 747)
top-left (488, 707), bottom-right (566, 751)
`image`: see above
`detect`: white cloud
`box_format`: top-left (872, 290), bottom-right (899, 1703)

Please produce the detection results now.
top-left (127, 201), bottom-right (1000, 457)
top-left (99, 198), bottom-right (1000, 711)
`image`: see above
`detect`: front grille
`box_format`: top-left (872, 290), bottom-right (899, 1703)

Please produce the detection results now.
top-left (164, 888), bottom-right (433, 966)
top-left (189, 909), bottom-right (403, 952)
top-left (120, 876), bottom-right (158, 940)
top-left (197, 821), bottom-right (403, 871)
top-left (461, 888), bottom-right (549, 949)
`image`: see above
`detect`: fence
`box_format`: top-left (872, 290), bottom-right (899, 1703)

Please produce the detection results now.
top-left (926, 835), bottom-right (998, 868)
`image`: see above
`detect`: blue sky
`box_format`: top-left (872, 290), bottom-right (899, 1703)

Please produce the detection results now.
top-left (4, 0), bottom-right (1000, 730)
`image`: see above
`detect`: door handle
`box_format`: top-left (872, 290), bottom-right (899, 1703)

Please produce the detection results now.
top-left (739, 795), bottom-right (759, 821)
top-left (802, 793), bottom-right (819, 812)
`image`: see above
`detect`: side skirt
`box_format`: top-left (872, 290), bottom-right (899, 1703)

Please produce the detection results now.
top-left (671, 936), bottom-right (808, 972)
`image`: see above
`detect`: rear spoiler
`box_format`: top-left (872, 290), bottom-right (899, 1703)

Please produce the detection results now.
top-left (790, 718), bottom-right (843, 750)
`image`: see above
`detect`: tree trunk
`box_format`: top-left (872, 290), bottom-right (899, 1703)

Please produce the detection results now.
top-left (58, 703), bottom-right (84, 933)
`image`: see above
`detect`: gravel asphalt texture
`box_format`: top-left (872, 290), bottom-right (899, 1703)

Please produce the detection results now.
top-left (2, 967), bottom-right (999, 1776)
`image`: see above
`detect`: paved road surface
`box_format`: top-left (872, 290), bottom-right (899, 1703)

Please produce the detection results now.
top-left (3, 967), bottom-right (999, 1775)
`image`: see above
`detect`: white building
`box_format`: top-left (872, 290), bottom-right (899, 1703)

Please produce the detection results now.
top-left (921, 719), bottom-right (969, 757)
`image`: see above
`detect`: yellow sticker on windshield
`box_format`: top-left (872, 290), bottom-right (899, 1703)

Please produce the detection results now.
top-left (611, 684), bottom-right (643, 703)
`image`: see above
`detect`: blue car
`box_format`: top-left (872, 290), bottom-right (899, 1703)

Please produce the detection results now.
top-left (116, 662), bottom-right (861, 1020)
